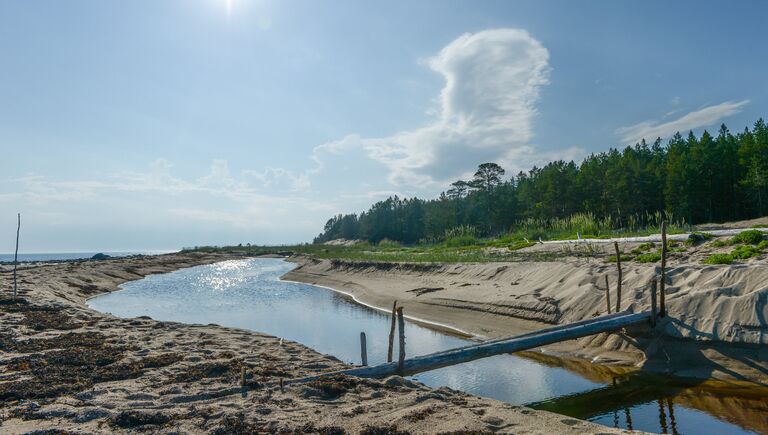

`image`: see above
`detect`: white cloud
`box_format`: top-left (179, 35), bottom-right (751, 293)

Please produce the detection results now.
top-left (312, 28), bottom-right (553, 186)
top-left (616, 100), bottom-right (750, 145)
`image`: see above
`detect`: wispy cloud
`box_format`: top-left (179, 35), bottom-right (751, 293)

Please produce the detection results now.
top-left (311, 28), bottom-right (560, 186)
top-left (616, 100), bottom-right (750, 144)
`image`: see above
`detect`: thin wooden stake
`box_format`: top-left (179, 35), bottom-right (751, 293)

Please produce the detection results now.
top-left (650, 279), bottom-right (657, 328)
top-left (13, 213), bottom-right (20, 298)
top-left (387, 300), bottom-right (398, 363)
top-left (397, 307), bottom-right (406, 375)
top-left (604, 275), bottom-right (612, 314)
top-left (660, 221), bottom-right (667, 317)
top-left (240, 366), bottom-right (246, 386)
top-left (360, 332), bottom-right (368, 366)
top-left (614, 241), bottom-right (622, 312)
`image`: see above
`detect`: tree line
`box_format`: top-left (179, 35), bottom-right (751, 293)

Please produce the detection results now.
top-left (315, 119), bottom-right (768, 244)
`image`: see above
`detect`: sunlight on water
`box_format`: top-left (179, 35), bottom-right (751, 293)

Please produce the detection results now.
top-left (88, 258), bottom-right (763, 434)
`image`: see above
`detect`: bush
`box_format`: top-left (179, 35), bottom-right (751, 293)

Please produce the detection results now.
top-left (377, 239), bottom-right (401, 248)
top-left (731, 245), bottom-right (761, 260)
top-left (711, 239), bottom-right (730, 248)
top-left (758, 240), bottom-right (768, 250)
top-left (731, 230), bottom-right (765, 245)
top-left (704, 254), bottom-right (733, 265)
top-left (686, 232), bottom-right (712, 246)
top-left (634, 252), bottom-right (662, 263)
top-left (631, 242), bottom-right (655, 254)
top-left (445, 235), bottom-right (478, 248)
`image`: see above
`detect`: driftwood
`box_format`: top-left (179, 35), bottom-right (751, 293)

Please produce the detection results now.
top-left (295, 312), bottom-right (651, 380)
top-left (387, 300), bottom-right (397, 362)
top-left (614, 241), bottom-right (622, 312)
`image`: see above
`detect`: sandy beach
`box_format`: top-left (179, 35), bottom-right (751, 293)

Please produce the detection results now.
top-left (0, 253), bottom-right (639, 434)
top-left (283, 243), bottom-right (768, 384)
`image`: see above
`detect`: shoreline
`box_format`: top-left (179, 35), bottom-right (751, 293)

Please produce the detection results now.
top-left (0, 253), bottom-right (635, 434)
top-left (282, 255), bottom-right (768, 384)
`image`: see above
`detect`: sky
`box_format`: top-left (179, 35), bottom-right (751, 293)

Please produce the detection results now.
top-left (1, 0), bottom-right (766, 252)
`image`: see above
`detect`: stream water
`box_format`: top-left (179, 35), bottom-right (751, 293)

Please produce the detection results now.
top-left (87, 258), bottom-right (768, 434)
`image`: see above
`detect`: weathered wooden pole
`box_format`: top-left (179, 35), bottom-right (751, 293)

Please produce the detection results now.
top-left (13, 213), bottom-right (20, 298)
top-left (614, 241), bottom-right (622, 312)
top-left (360, 332), bottom-right (368, 366)
top-left (604, 275), bottom-right (612, 314)
top-left (660, 221), bottom-right (667, 317)
top-left (240, 366), bottom-right (247, 386)
top-left (397, 307), bottom-right (406, 374)
top-left (650, 279), bottom-right (657, 328)
top-left (387, 300), bottom-right (397, 362)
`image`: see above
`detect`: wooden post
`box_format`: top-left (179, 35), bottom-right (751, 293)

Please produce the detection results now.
top-left (360, 332), bottom-right (368, 366)
top-left (614, 241), bottom-right (622, 312)
top-left (397, 307), bottom-right (405, 374)
top-left (240, 366), bottom-right (246, 386)
top-left (13, 213), bottom-right (20, 298)
top-left (604, 275), bottom-right (611, 314)
top-left (660, 221), bottom-right (667, 317)
top-left (650, 279), bottom-right (657, 328)
top-left (387, 300), bottom-right (397, 362)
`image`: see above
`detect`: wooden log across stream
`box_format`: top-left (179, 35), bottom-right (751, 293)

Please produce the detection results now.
top-left (291, 311), bottom-right (653, 382)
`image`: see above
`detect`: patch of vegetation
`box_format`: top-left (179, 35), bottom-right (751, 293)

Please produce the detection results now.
top-left (731, 245), bottom-right (762, 260)
top-left (631, 242), bottom-right (655, 254)
top-left (508, 240), bottom-right (536, 251)
top-left (634, 252), bottom-right (662, 263)
top-left (731, 229), bottom-right (766, 245)
top-left (704, 254), bottom-right (734, 265)
top-left (377, 239), bottom-right (401, 248)
top-left (752, 224), bottom-right (768, 228)
top-left (758, 240), bottom-right (768, 250)
top-left (686, 232), bottom-right (713, 246)
top-left (445, 235), bottom-right (478, 248)
top-left (711, 239), bottom-right (731, 248)
top-left (604, 254), bottom-right (633, 263)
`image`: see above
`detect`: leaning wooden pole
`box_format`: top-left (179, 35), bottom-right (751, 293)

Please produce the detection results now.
top-left (396, 307), bottom-right (406, 375)
top-left (604, 275), bottom-right (612, 314)
top-left (387, 301), bottom-right (398, 362)
top-left (614, 241), bottom-right (622, 312)
top-left (660, 221), bottom-right (667, 317)
top-left (13, 213), bottom-right (20, 298)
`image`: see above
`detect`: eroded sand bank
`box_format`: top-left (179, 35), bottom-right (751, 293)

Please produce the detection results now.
top-left (283, 255), bottom-right (768, 383)
top-left (0, 253), bottom-right (637, 434)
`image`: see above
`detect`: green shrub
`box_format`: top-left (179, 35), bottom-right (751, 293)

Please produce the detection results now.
top-left (509, 240), bottom-right (536, 251)
top-left (634, 252), bottom-right (662, 263)
top-left (604, 254), bottom-right (633, 263)
top-left (751, 224), bottom-right (768, 228)
top-left (377, 239), bottom-right (401, 248)
top-left (686, 232), bottom-right (713, 246)
top-left (758, 240), bottom-right (768, 250)
top-left (704, 254), bottom-right (733, 265)
top-left (731, 245), bottom-right (761, 260)
top-left (731, 230), bottom-right (765, 245)
top-left (445, 235), bottom-right (478, 248)
top-left (710, 239), bottom-right (730, 248)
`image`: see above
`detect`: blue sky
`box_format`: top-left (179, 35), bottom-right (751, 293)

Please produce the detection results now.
top-left (1, 0), bottom-right (766, 251)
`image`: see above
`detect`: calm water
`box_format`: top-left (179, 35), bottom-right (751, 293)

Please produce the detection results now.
top-left (0, 251), bottom-right (174, 262)
top-left (88, 258), bottom-right (767, 434)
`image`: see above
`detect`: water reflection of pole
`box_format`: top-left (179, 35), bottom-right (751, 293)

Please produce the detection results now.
top-left (666, 398), bottom-right (679, 435)
top-left (613, 409), bottom-right (619, 428)
top-left (658, 399), bottom-right (669, 433)
top-left (624, 407), bottom-right (633, 431)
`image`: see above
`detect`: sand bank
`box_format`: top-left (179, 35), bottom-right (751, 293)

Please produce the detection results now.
top-left (283, 255), bottom-right (768, 383)
top-left (0, 253), bottom-right (637, 434)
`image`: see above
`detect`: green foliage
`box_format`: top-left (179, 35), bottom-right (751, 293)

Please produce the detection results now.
top-left (704, 254), bottom-right (734, 265)
top-left (634, 252), bottom-right (662, 263)
top-left (758, 240), bottom-right (768, 250)
top-left (604, 254), bottom-right (634, 263)
top-left (377, 239), bottom-right (401, 248)
top-left (685, 232), bottom-right (713, 246)
top-left (445, 235), bottom-right (478, 248)
top-left (730, 245), bottom-right (761, 259)
top-left (443, 225), bottom-right (477, 240)
top-left (631, 242), bottom-right (655, 254)
top-left (731, 229), bottom-right (765, 245)
top-left (752, 224), bottom-right (768, 228)
top-left (509, 240), bottom-right (536, 251)
top-left (710, 239), bottom-right (731, 248)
